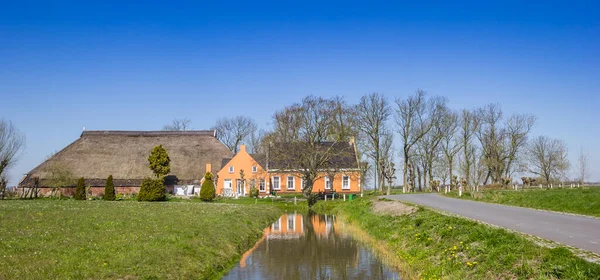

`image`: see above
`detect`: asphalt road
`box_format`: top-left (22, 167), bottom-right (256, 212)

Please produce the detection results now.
top-left (383, 193), bottom-right (600, 254)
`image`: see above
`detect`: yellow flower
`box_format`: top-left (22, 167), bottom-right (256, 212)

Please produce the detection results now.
top-left (453, 246), bottom-right (457, 250)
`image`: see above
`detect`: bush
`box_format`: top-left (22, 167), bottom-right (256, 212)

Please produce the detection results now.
top-left (249, 186), bottom-right (259, 198)
top-left (137, 178), bottom-right (166, 202)
top-left (199, 172), bottom-right (216, 202)
top-left (74, 177), bottom-right (86, 200)
top-left (104, 175), bottom-right (116, 201)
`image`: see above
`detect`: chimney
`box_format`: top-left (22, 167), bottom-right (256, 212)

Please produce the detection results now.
top-left (240, 144), bottom-right (247, 153)
top-left (206, 163), bottom-right (212, 173)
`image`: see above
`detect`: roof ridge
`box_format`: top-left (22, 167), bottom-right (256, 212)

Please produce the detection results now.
top-left (81, 130), bottom-right (217, 137)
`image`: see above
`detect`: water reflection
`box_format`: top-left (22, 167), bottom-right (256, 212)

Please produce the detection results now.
top-left (223, 212), bottom-right (400, 280)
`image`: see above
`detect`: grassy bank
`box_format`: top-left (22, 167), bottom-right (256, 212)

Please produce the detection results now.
top-left (212, 196), bottom-right (308, 211)
top-left (0, 200), bottom-right (280, 279)
top-left (445, 188), bottom-right (600, 217)
top-left (316, 198), bottom-right (600, 279)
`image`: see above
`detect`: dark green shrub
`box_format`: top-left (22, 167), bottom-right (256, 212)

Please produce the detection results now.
top-left (74, 177), bottom-right (86, 200)
top-left (199, 172), bottom-right (216, 202)
top-left (148, 145), bottom-right (170, 178)
top-left (104, 175), bottom-right (116, 201)
top-left (137, 178), bottom-right (166, 201)
top-left (249, 186), bottom-right (259, 198)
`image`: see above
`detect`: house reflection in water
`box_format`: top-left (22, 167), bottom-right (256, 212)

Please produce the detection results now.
top-left (231, 213), bottom-right (400, 280)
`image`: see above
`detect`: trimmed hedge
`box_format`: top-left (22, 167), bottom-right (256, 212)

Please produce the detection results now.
top-left (199, 172), bottom-right (215, 202)
top-left (138, 178), bottom-right (166, 202)
top-left (74, 177), bottom-right (86, 200)
top-left (104, 175), bottom-right (116, 201)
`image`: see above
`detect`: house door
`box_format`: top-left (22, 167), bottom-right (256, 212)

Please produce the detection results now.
top-left (224, 179), bottom-right (233, 197)
top-left (236, 179), bottom-right (244, 196)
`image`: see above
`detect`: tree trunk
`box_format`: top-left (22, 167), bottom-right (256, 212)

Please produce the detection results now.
top-left (416, 166), bottom-right (422, 192)
top-left (403, 149), bottom-right (409, 193)
top-left (448, 157), bottom-right (453, 191)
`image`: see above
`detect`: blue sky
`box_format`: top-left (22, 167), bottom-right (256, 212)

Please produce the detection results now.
top-left (1, 1), bottom-right (599, 186)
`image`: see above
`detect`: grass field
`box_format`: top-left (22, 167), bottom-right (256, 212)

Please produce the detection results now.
top-left (0, 200), bottom-right (280, 279)
top-left (445, 187), bottom-right (600, 217)
top-left (316, 198), bottom-right (600, 279)
top-left (212, 196), bottom-right (308, 211)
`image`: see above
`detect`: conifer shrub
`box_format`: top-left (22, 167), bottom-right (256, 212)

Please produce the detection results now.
top-left (74, 177), bottom-right (86, 200)
top-left (137, 178), bottom-right (167, 201)
top-left (199, 172), bottom-right (216, 202)
top-left (249, 186), bottom-right (259, 198)
top-left (104, 175), bottom-right (116, 201)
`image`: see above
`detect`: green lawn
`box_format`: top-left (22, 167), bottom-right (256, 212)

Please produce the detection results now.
top-left (445, 188), bottom-right (600, 217)
top-left (0, 200), bottom-right (280, 279)
top-left (212, 196), bottom-right (308, 212)
top-left (316, 198), bottom-right (600, 279)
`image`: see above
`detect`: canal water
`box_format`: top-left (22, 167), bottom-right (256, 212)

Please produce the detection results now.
top-left (222, 213), bottom-right (400, 280)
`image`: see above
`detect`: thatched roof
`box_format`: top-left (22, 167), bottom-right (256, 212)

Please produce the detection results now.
top-left (20, 130), bottom-right (233, 187)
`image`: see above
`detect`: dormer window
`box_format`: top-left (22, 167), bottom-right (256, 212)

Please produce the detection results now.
top-left (229, 166), bottom-right (234, 173)
top-left (252, 166), bottom-right (257, 173)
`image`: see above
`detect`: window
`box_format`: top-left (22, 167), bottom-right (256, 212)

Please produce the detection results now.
top-left (300, 177), bottom-right (304, 190)
top-left (252, 166), bottom-right (257, 173)
top-left (228, 166), bottom-right (234, 173)
top-left (325, 176), bottom-right (331, 190)
top-left (287, 176), bottom-right (295, 190)
top-left (287, 215), bottom-right (295, 231)
top-left (272, 218), bottom-right (281, 232)
top-left (342, 176), bottom-right (350, 190)
top-left (272, 176), bottom-right (280, 190)
top-left (259, 179), bottom-right (266, 192)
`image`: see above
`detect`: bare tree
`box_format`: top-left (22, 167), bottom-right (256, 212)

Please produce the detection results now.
top-left (269, 96), bottom-right (353, 197)
top-left (355, 93), bottom-right (391, 194)
top-left (527, 135), bottom-right (570, 185)
top-left (44, 162), bottom-right (76, 198)
top-left (459, 109), bottom-right (479, 188)
top-left (213, 116), bottom-right (258, 153)
top-left (577, 147), bottom-right (589, 186)
top-left (162, 118), bottom-right (192, 131)
top-left (248, 128), bottom-right (267, 154)
top-left (395, 90), bottom-right (440, 192)
top-left (379, 130), bottom-right (394, 194)
top-left (475, 104), bottom-right (535, 186)
top-left (0, 120), bottom-right (26, 199)
top-left (504, 114), bottom-right (535, 178)
top-left (329, 96), bottom-right (358, 142)
top-left (439, 108), bottom-right (463, 190)
top-left (475, 104), bottom-right (505, 184)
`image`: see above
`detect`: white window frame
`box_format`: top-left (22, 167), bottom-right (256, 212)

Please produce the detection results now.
top-left (228, 166), bottom-right (234, 173)
top-left (287, 215), bottom-right (295, 231)
top-left (252, 166), bottom-right (257, 173)
top-left (300, 177), bottom-right (304, 190)
top-left (287, 176), bottom-right (295, 190)
top-left (325, 176), bottom-right (331, 190)
top-left (342, 175), bottom-right (350, 190)
top-left (272, 218), bottom-right (281, 232)
top-left (272, 176), bottom-right (280, 190)
top-left (259, 179), bottom-right (266, 192)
